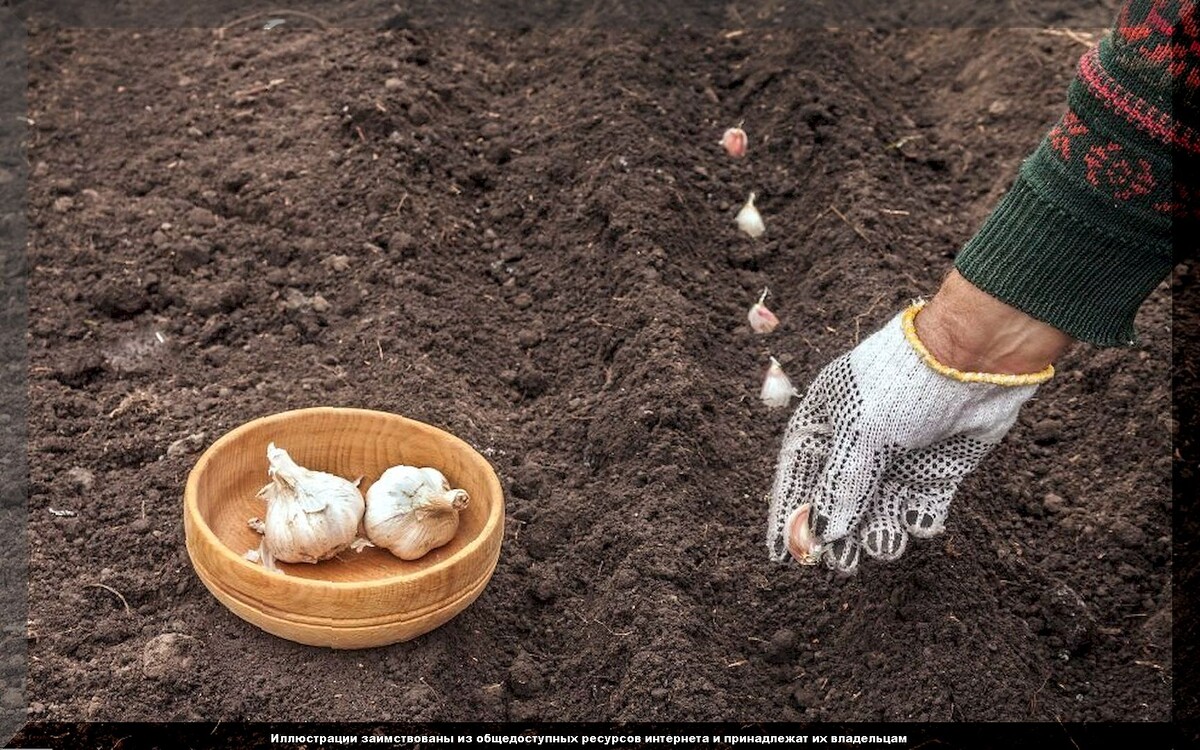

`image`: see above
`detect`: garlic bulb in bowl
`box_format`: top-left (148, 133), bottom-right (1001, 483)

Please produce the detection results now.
top-left (365, 465), bottom-right (470, 560)
top-left (184, 406), bottom-right (505, 648)
top-left (250, 442), bottom-right (365, 571)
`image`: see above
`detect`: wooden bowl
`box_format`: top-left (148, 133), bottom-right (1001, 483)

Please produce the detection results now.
top-left (183, 407), bottom-right (504, 648)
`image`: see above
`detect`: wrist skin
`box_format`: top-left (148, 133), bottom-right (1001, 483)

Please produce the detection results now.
top-left (915, 270), bottom-right (1074, 375)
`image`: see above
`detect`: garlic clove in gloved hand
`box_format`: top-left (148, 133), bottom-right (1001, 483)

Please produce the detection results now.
top-left (365, 465), bottom-right (470, 561)
top-left (784, 503), bottom-right (824, 565)
top-left (250, 443), bottom-right (365, 570)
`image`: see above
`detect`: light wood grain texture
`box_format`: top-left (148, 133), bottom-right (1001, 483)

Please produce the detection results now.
top-left (183, 407), bottom-right (504, 648)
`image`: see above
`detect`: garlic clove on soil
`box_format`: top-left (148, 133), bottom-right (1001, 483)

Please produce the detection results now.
top-left (760, 356), bottom-right (797, 408)
top-left (250, 443), bottom-right (365, 569)
top-left (720, 126), bottom-right (748, 158)
top-left (364, 465), bottom-right (470, 561)
top-left (737, 192), bottom-right (765, 238)
top-left (747, 287), bottom-right (779, 334)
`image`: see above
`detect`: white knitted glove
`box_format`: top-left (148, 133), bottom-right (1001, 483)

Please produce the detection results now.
top-left (766, 301), bottom-right (1053, 573)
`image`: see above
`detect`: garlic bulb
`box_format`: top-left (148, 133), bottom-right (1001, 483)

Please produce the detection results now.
top-left (250, 443), bottom-right (365, 571)
top-left (737, 192), bottom-right (765, 238)
top-left (720, 126), bottom-right (748, 158)
top-left (747, 287), bottom-right (779, 334)
top-left (365, 465), bottom-right (470, 560)
top-left (761, 356), bottom-right (797, 408)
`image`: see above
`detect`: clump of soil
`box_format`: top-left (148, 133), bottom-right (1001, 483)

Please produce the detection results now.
top-left (20, 20), bottom-right (1169, 724)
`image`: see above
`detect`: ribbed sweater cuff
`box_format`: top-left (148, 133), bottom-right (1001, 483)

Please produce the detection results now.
top-left (954, 176), bottom-right (1172, 347)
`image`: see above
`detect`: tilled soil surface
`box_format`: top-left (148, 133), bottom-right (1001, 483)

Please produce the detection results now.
top-left (20, 19), bottom-right (1171, 723)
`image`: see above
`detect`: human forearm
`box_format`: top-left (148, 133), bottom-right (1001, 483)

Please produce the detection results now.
top-left (916, 270), bottom-right (1074, 375)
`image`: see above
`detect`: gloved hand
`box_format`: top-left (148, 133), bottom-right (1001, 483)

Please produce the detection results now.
top-left (766, 300), bottom-right (1054, 573)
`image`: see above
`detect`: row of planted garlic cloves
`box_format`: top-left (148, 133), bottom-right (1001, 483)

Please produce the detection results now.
top-left (244, 443), bottom-right (469, 573)
top-left (722, 125), bottom-right (798, 411)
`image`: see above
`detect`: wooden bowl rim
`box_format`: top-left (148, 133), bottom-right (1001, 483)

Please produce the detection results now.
top-left (184, 406), bottom-right (504, 592)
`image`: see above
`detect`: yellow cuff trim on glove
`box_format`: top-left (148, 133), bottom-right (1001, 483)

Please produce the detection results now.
top-left (902, 301), bottom-right (1054, 386)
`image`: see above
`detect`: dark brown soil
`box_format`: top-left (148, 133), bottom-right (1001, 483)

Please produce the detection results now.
top-left (21, 20), bottom-right (1171, 724)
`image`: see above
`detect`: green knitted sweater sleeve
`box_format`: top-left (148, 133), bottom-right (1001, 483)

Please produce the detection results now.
top-left (954, 0), bottom-right (1199, 346)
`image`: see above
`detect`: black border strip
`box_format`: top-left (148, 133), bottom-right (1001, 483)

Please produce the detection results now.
top-left (4, 720), bottom-right (1187, 750)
